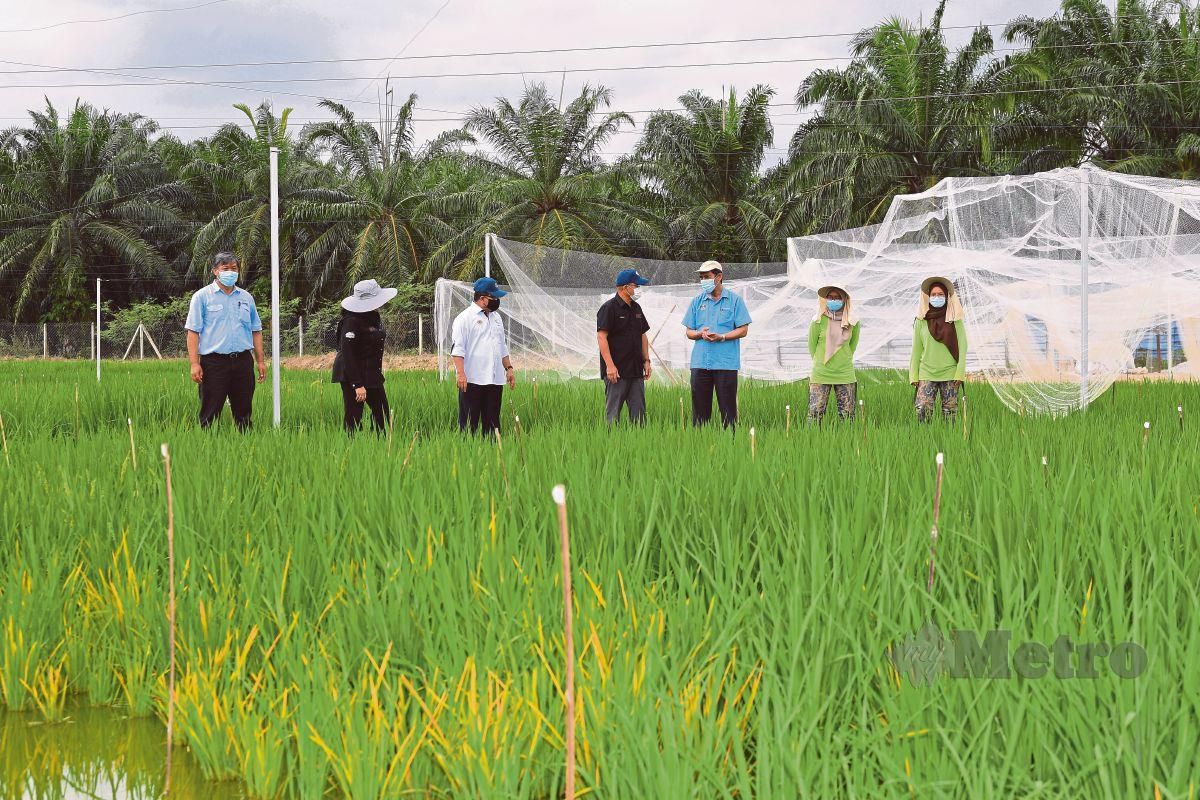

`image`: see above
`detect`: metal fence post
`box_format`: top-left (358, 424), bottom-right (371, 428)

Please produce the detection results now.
top-left (42, 323), bottom-right (48, 358)
top-left (418, 314), bottom-right (424, 355)
top-left (298, 316), bottom-right (304, 358)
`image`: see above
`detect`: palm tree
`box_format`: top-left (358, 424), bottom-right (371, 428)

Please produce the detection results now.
top-left (184, 102), bottom-right (328, 290)
top-left (1004, 0), bottom-right (1162, 172)
top-left (441, 83), bottom-right (661, 273)
top-left (0, 100), bottom-right (185, 320)
top-left (634, 86), bottom-right (780, 262)
top-left (291, 94), bottom-right (473, 295)
top-left (781, 0), bottom-right (1019, 232)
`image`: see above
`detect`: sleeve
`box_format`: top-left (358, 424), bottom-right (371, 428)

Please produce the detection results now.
top-left (341, 317), bottom-right (364, 387)
top-left (909, 319), bottom-right (923, 384)
top-left (184, 292), bottom-right (204, 333)
top-left (450, 313), bottom-right (467, 358)
top-left (597, 302), bottom-right (613, 332)
top-left (807, 319), bottom-right (820, 361)
top-left (638, 310), bottom-right (650, 335)
top-left (849, 322), bottom-right (861, 354)
top-left (681, 297), bottom-right (698, 330)
top-left (248, 298), bottom-right (263, 332)
top-left (733, 294), bottom-right (752, 327)
top-left (954, 321), bottom-right (968, 381)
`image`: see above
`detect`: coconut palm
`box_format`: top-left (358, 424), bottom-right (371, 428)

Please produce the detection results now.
top-left (291, 95), bottom-right (473, 295)
top-left (634, 86), bottom-right (780, 262)
top-left (441, 83), bottom-right (661, 273)
top-left (0, 100), bottom-right (185, 320)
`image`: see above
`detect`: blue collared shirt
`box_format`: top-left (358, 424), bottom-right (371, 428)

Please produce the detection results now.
top-left (184, 283), bottom-right (263, 355)
top-left (681, 288), bottom-right (752, 370)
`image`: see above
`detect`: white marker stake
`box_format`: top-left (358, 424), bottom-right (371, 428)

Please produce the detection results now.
top-left (551, 484), bottom-right (576, 800)
top-left (1143, 420), bottom-right (1151, 448)
top-left (127, 418), bottom-right (137, 471)
top-left (1041, 455), bottom-right (1048, 485)
top-left (928, 453), bottom-right (944, 592)
top-left (1178, 405), bottom-right (1183, 432)
top-left (785, 405), bottom-right (791, 438)
top-left (749, 426), bottom-right (756, 461)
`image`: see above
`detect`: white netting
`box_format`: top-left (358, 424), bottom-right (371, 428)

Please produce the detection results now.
top-left (435, 167), bottom-right (1200, 414)
top-left (435, 240), bottom-right (799, 383)
top-left (790, 166), bottom-right (1200, 414)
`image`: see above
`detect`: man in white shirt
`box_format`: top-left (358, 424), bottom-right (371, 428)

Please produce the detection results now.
top-left (451, 277), bottom-right (515, 435)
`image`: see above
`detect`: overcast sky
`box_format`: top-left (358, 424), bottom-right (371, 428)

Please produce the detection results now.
top-left (0, 0), bottom-right (1063, 163)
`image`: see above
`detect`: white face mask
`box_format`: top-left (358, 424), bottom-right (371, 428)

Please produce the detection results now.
top-left (700, 278), bottom-right (716, 294)
top-left (631, 288), bottom-right (642, 301)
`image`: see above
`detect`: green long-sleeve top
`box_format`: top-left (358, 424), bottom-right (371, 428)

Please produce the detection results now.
top-left (808, 315), bottom-right (860, 384)
top-left (909, 319), bottom-right (968, 383)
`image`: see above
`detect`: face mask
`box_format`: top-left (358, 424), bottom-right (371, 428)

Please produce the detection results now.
top-left (700, 278), bottom-right (716, 294)
top-left (929, 295), bottom-right (947, 309)
top-left (217, 270), bottom-right (238, 287)
top-left (486, 296), bottom-right (500, 312)
top-left (631, 288), bottom-right (642, 302)
top-left (826, 299), bottom-right (844, 313)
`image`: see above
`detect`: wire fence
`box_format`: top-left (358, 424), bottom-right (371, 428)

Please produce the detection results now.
top-left (0, 313), bottom-right (434, 360)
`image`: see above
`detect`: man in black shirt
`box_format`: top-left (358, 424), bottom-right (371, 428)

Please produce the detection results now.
top-left (597, 268), bottom-right (652, 424)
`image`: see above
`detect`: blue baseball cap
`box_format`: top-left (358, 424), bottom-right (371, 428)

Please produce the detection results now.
top-left (472, 277), bottom-right (508, 297)
top-left (615, 268), bottom-right (650, 287)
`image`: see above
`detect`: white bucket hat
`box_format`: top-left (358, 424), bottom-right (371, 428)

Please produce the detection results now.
top-left (341, 279), bottom-right (398, 312)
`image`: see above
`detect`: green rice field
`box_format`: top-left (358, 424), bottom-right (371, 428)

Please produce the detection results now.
top-left (0, 360), bottom-right (1197, 798)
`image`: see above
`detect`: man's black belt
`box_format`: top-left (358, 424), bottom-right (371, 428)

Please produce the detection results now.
top-left (201, 350), bottom-right (251, 359)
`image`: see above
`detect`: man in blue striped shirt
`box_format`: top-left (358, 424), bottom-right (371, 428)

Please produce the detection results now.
top-left (681, 260), bottom-right (752, 428)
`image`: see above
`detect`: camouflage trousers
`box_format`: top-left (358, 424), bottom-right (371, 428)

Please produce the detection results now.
top-left (915, 380), bottom-right (959, 422)
top-left (807, 382), bottom-right (857, 423)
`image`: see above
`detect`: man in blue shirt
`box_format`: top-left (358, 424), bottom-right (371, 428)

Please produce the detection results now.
top-left (184, 252), bottom-right (266, 430)
top-left (681, 260), bottom-right (752, 428)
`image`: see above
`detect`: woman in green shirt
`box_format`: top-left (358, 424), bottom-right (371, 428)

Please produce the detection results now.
top-left (909, 277), bottom-right (968, 421)
top-left (807, 285), bottom-right (861, 423)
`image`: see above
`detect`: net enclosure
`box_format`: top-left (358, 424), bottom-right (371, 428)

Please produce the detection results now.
top-left (436, 167), bottom-right (1200, 415)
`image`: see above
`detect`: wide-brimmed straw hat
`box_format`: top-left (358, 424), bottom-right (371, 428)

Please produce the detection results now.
top-left (817, 285), bottom-right (849, 299)
top-left (341, 279), bottom-right (398, 312)
top-left (921, 276), bottom-right (956, 297)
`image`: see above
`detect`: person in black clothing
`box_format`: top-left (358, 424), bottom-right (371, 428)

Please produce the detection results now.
top-left (331, 279), bottom-right (397, 434)
top-left (597, 268), bottom-right (652, 424)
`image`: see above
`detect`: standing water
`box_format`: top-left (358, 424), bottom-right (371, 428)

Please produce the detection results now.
top-left (0, 704), bottom-right (246, 798)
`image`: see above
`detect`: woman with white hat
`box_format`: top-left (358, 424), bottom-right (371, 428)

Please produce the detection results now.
top-left (332, 278), bottom-right (398, 434)
top-left (909, 277), bottom-right (968, 421)
top-left (807, 285), bottom-right (860, 423)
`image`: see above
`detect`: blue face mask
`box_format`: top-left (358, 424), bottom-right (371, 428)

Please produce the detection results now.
top-left (217, 270), bottom-right (238, 287)
top-left (826, 299), bottom-right (844, 313)
top-left (929, 294), bottom-right (947, 309)
top-left (700, 278), bottom-right (716, 294)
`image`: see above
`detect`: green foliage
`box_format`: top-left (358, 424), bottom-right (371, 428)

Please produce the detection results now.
top-left (0, 362), bottom-right (1197, 797)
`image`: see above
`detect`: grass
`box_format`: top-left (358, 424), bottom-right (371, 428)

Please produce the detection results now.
top-left (0, 360), bottom-right (1197, 798)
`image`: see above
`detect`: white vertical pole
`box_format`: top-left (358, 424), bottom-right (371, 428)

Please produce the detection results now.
top-left (484, 232), bottom-right (491, 278)
top-left (139, 325), bottom-right (145, 360)
top-left (42, 323), bottom-right (47, 358)
top-left (418, 314), bottom-right (424, 355)
top-left (1167, 204), bottom-right (1178, 380)
top-left (90, 323), bottom-right (95, 361)
top-left (269, 146), bottom-right (281, 428)
top-left (298, 316), bottom-right (304, 358)
top-left (1079, 168), bottom-right (1089, 409)
top-left (95, 278), bottom-right (101, 382)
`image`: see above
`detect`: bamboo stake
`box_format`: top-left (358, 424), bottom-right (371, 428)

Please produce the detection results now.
top-left (1142, 420), bottom-right (1151, 451)
top-left (387, 409), bottom-right (396, 455)
top-left (513, 415), bottom-right (528, 465)
top-left (0, 414), bottom-right (9, 468)
top-left (532, 376), bottom-right (538, 420)
top-left (927, 452), bottom-right (944, 593)
top-left (679, 395), bottom-right (685, 431)
top-left (785, 404), bottom-right (791, 438)
top-left (1041, 455), bottom-right (1048, 486)
top-left (160, 443), bottom-right (177, 794)
top-left (961, 394), bottom-right (969, 441)
top-left (859, 398), bottom-right (867, 443)
top-left (1177, 405), bottom-right (1184, 432)
top-left (749, 426), bottom-right (756, 461)
top-left (74, 384), bottom-right (81, 439)
top-left (551, 484), bottom-right (576, 800)
top-left (494, 430), bottom-right (511, 497)
top-left (399, 430), bottom-right (419, 475)
top-left (127, 418), bottom-right (137, 471)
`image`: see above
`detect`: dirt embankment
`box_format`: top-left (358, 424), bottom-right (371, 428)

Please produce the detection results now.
top-left (283, 352), bottom-right (440, 372)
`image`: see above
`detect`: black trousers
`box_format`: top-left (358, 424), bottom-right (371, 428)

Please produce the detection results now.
top-left (340, 383), bottom-right (390, 435)
top-left (690, 368), bottom-right (738, 429)
top-left (198, 351), bottom-right (255, 431)
top-left (458, 383), bottom-right (503, 436)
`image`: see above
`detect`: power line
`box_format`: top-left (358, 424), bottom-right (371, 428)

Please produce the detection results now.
top-left (349, 0), bottom-right (453, 102)
top-left (0, 0), bottom-right (232, 35)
